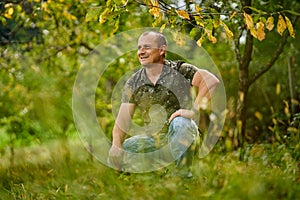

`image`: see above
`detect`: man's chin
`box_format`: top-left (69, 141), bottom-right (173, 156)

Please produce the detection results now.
top-left (140, 61), bottom-right (152, 67)
top-left (140, 61), bottom-right (161, 67)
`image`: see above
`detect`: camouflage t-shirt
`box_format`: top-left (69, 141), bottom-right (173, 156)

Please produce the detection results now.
top-left (122, 60), bottom-right (198, 132)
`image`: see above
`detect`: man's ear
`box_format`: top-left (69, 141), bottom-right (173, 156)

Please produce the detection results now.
top-left (160, 45), bottom-right (167, 56)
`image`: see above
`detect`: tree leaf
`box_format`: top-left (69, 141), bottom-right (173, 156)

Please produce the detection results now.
top-left (99, 8), bottom-right (111, 24)
top-left (196, 32), bottom-right (206, 46)
top-left (149, 0), bottom-right (161, 18)
top-left (254, 111), bottom-right (263, 121)
top-left (285, 16), bottom-right (295, 38)
top-left (284, 10), bottom-right (300, 16)
top-left (277, 14), bottom-right (287, 36)
top-left (85, 7), bottom-right (102, 22)
top-left (4, 4), bottom-right (14, 19)
top-left (213, 19), bottom-right (220, 28)
top-left (194, 15), bottom-right (204, 27)
top-left (195, 4), bottom-right (202, 13)
top-left (230, 11), bottom-right (237, 20)
top-left (189, 27), bottom-right (199, 39)
top-left (276, 83), bottom-right (281, 95)
top-left (266, 16), bottom-right (274, 31)
top-left (220, 20), bottom-right (233, 41)
top-left (176, 10), bottom-right (190, 20)
top-left (243, 12), bottom-right (257, 38)
top-left (63, 10), bottom-right (77, 21)
top-left (256, 20), bottom-right (265, 41)
top-left (244, 6), bottom-right (266, 15)
top-left (159, 23), bottom-right (166, 32)
top-left (204, 28), bottom-right (217, 44)
top-left (152, 14), bottom-right (162, 27)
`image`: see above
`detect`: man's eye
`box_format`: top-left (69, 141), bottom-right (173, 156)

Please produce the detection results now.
top-left (138, 46), bottom-right (151, 50)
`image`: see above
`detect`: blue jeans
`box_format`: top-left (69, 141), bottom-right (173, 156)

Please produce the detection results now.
top-left (123, 117), bottom-right (199, 174)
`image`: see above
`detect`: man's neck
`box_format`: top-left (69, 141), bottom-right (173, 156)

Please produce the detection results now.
top-left (144, 62), bottom-right (164, 84)
top-left (145, 63), bottom-right (163, 75)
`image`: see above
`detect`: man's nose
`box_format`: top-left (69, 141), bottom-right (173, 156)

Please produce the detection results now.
top-left (138, 48), bottom-right (146, 55)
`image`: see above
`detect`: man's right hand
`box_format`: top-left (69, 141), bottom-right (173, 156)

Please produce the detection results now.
top-left (108, 144), bottom-right (125, 170)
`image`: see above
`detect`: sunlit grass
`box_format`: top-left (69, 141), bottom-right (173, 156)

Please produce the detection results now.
top-left (0, 139), bottom-right (299, 199)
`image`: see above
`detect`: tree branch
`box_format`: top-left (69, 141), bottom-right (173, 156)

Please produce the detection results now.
top-left (248, 33), bottom-right (288, 86)
top-left (248, 16), bottom-right (298, 86)
top-left (234, 30), bottom-right (243, 65)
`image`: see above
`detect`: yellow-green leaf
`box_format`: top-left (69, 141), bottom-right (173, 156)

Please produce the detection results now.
top-left (230, 11), bottom-right (237, 20)
top-left (285, 16), bottom-right (295, 38)
top-left (149, 0), bottom-right (161, 18)
top-left (41, 2), bottom-right (49, 12)
top-left (273, 118), bottom-right (278, 125)
top-left (196, 32), bottom-right (206, 46)
top-left (63, 10), bottom-right (77, 21)
top-left (256, 20), bottom-right (265, 41)
top-left (176, 10), bottom-right (190, 20)
top-left (239, 92), bottom-right (244, 102)
top-left (283, 100), bottom-right (290, 116)
top-left (220, 21), bottom-right (233, 41)
top-left (194, 15), bottom-right (204, 27)
top-left (254, 111), bottom-right (263, 121)
top-left (244, 12), bottom-right (257, 38)
top-left (266, 16), bottom-right (274, 31)
top-left (276, 83), bottom-right (281, 95)
top-left (4, 5), bottom-right (14, 19)
top-left (151, 14), bottom-right (162, 27)
top-left (277, 14), bottom-right (287, 36)
top-left (205, 28), bottom-right (217, 43)
top-left (213, 19), bottom-right (220, 28)
top-left (86, 7), bottom-right (102, 22)
top-left (195, 4), bottom-right (202, 13)
top-left (159, 23), bottom-right (166, 32)
top-left (99, 8), bottom-right (110, 24)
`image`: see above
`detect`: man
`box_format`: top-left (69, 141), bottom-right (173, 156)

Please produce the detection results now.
top-left (108, 31), bottom-right (219, 177)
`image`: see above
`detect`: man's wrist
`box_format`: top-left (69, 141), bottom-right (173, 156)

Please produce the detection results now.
top-left (112, 141), bottom-right (123, 148)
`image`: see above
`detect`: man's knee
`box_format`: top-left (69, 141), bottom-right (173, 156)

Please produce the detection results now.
top-left (123, 135), bottom-right (156, 153)
top-left (170, 116), bottom-right (198, 132)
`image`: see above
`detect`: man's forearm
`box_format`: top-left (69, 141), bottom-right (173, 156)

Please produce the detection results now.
top-left (193, 70), bottom-right (220, 110)
top-left (112, 124), bottom-right (127, 148)
top-left (111, 103), bottom-right (135, 147)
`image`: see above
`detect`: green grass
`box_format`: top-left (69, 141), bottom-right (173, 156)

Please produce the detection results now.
top-left (0, 140), bottom-right (299, 200)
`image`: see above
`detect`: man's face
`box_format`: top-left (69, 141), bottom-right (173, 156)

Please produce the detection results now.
top-left (137, 34), bottom-right (165, 66)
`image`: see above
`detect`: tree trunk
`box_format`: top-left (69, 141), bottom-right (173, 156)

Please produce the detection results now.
top-left (235, 31), bottom-right (253, 150)
top-left (233, 0), bottom-right (254, 154)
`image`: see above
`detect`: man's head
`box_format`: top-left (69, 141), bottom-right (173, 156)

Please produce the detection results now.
top-left (137, 31), bottom-right (167, 66)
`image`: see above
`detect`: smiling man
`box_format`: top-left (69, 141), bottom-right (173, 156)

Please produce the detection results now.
top-left (108, 31), bottom-right (220, 178)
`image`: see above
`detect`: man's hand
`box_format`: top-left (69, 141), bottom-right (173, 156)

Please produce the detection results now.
top-left (108, 145), bottom-right (125, 170)
top-left (168, 109), bottom-right (196, 123)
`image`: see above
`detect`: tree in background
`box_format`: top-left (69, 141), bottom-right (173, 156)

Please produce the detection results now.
top-left (93, 0), bottom-right (299, 153)
top-left (0, 0), bottom-right (102, 165)
top-left (0, 0), bottom-right (299, 165)
top-left (0, 0), bottom-right (155, 165)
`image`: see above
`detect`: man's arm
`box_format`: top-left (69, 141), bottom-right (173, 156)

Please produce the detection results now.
top-left (168, 69), bottom-right (219, 122)
top-left (112, 103), bottom-right (135, 146)
top-left (192, 69), bottom-right (220, 110)
top-left (109, 103), bottom-right (135, 168)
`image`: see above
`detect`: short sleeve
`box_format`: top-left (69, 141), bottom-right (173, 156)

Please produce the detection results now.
top-left (177, 63), bottom-right (198, 85)
top-left (121, 80), bottom-right (134, 103)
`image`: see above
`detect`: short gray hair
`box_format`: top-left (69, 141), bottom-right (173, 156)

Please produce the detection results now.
top-left (140, 31), bottom-right (167, 47)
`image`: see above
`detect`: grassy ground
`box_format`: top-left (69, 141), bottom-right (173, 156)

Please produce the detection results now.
top-left (0, 139), bottom-right (299, 200)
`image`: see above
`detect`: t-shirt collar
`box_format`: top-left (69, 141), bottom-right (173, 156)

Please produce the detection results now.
top-left (140, 63), bottom-right (172, 85)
